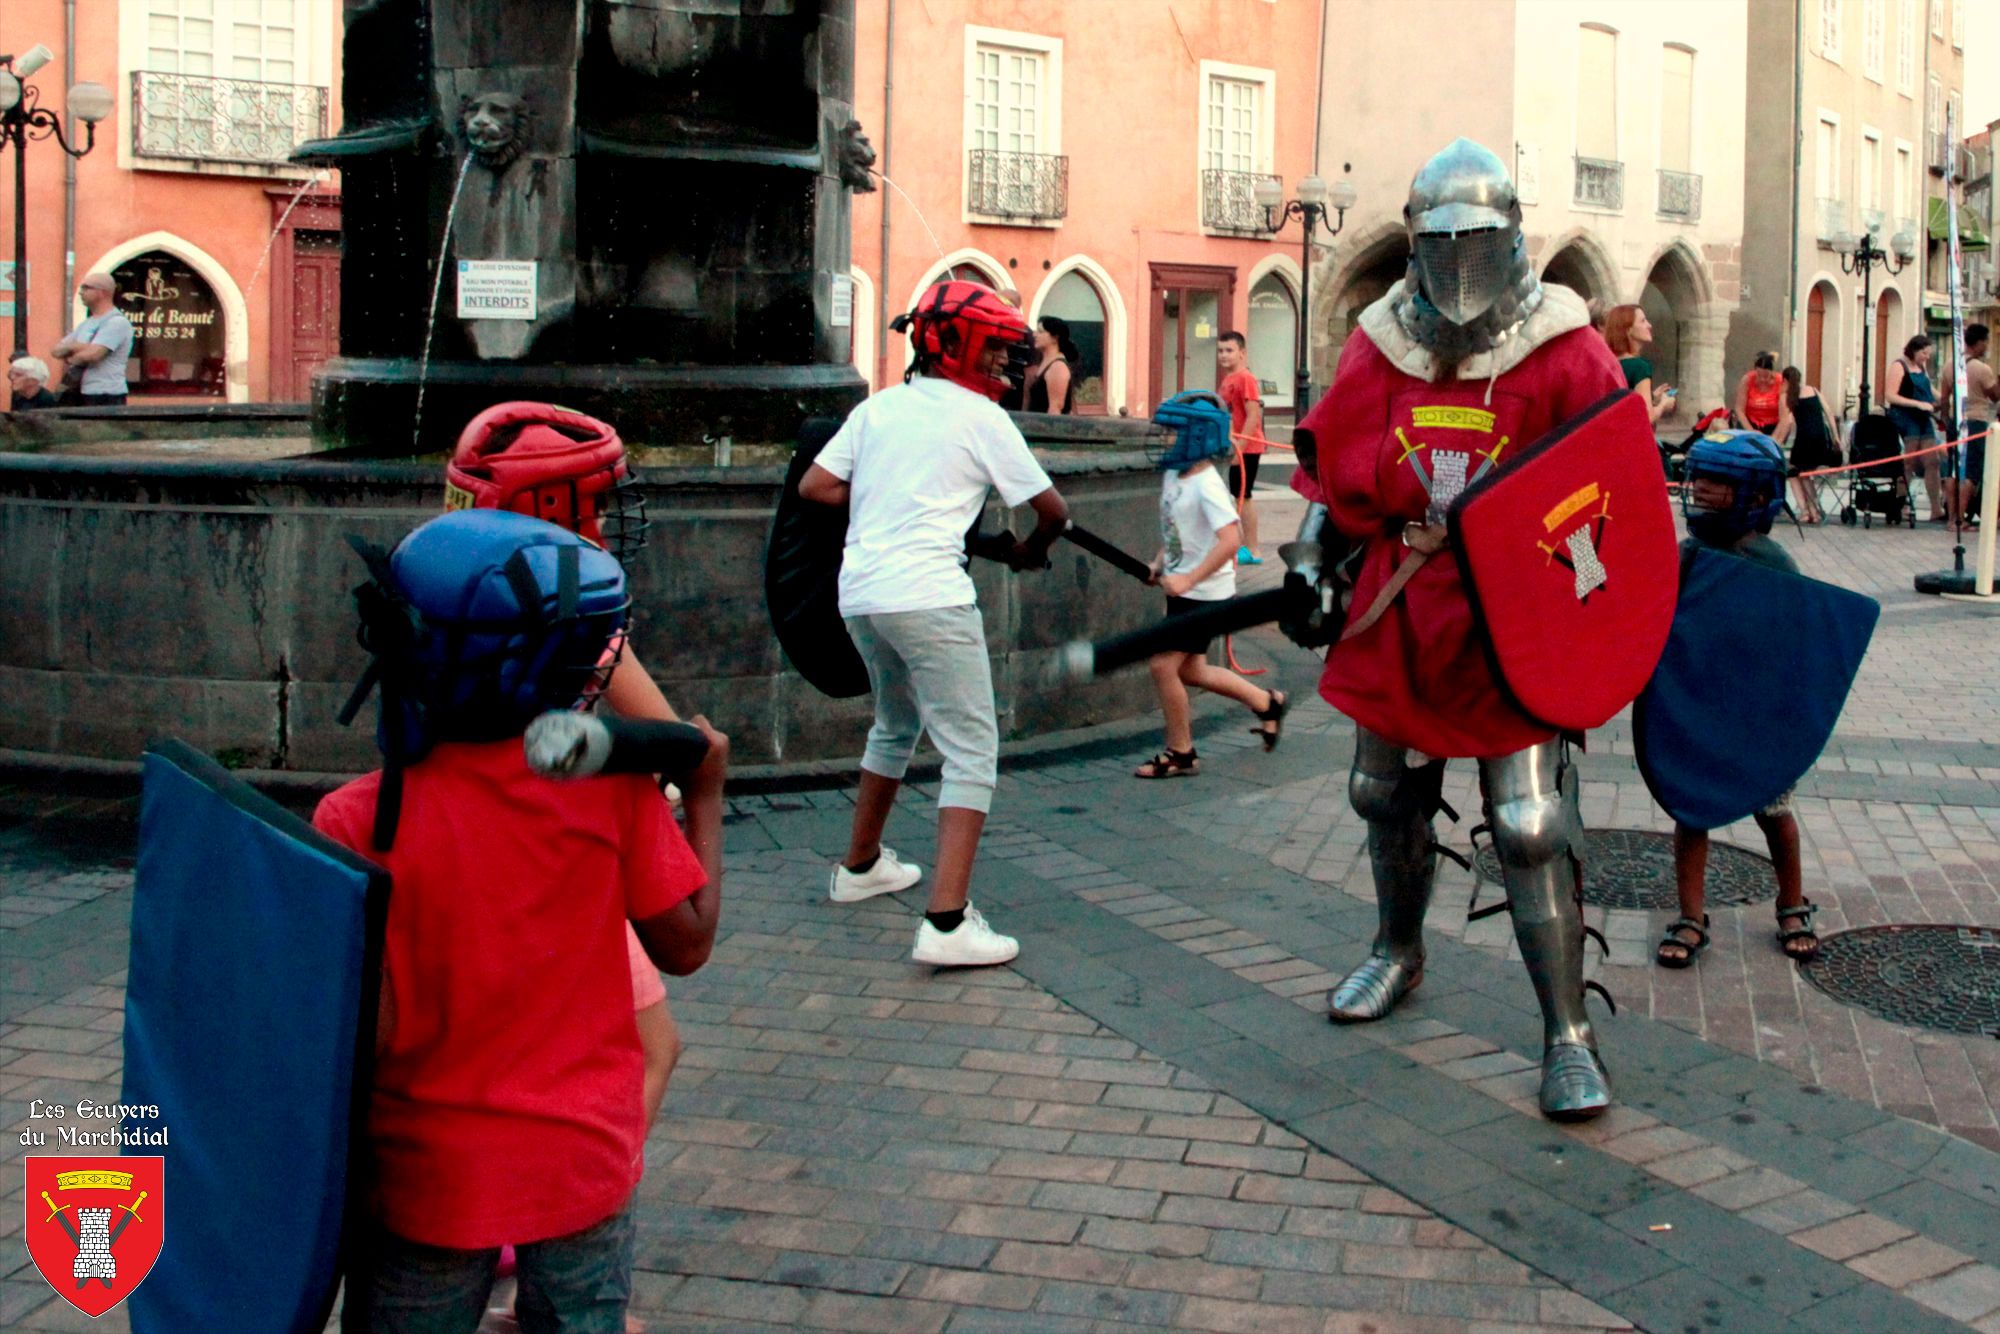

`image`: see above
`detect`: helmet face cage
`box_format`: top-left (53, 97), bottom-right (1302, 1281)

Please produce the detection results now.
top-left (1148, 391), bottom-right (1235, 471)
top-left (1682, 431), bottom-right (1787, 538)
top-left (1414, 226), bottom-right (1513, 326)
top-left (902, 280), bottom-right (1033, 400)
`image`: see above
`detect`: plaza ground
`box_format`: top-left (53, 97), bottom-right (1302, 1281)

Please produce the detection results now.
top-left (4, 493), bottom-right (2000, 1331)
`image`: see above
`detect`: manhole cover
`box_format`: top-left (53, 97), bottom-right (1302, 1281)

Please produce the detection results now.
top-left (1472, 828), bottom-right (1774, 911)
top-left (1802, 926), bottom-right (2000, 1038)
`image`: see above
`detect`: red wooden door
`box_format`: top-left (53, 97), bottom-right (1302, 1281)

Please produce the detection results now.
top-left (288, 231), bottom-right (340, 400)
top-left (1873, 295), bottom-right (1891, 402)
top-left (1805, 285), bottom-right (1825, 391)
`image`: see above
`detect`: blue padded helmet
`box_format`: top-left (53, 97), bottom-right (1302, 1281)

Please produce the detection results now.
top-left (336, 509), bottom-right (630, 849)
top-left (1150, 391), bottom-right (1236, 472)
top-left (1683, 429), bottom-right (1788, 543)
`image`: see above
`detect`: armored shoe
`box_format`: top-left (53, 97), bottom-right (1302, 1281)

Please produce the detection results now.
top-left (1538, 1041), bottom-right (1611, 1120)
top-left (1326, 954), bottom-right (1422, 1023)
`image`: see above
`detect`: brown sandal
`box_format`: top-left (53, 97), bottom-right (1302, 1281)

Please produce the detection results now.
top-left (1134, 748), bottom-right (1199, 779)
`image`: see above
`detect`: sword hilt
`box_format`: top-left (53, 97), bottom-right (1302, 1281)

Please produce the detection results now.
top-left (117, 1190), bottom-right (147, 1224)
top-left (40, 1190), bottom-right (68, 1222)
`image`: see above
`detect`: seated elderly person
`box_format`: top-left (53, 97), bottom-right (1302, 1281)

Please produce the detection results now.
top-left (8, 357), bottom-right (60, 411)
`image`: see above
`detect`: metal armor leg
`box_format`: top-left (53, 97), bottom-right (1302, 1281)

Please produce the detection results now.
top-left (1327, 728), bottom-right (1443, 1023)
top-left (1481, 740), bottom-right (1610, 1120)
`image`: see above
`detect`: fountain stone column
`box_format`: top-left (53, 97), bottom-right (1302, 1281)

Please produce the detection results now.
top-left (296, 0), bottom-right (870, 454)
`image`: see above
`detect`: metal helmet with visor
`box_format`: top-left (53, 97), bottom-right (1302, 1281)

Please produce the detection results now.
top-left (1397, 138), bottom-right (1542, 355)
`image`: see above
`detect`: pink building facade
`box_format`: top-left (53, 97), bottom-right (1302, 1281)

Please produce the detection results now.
top-left (849, 0), bottom-right (1324, 422)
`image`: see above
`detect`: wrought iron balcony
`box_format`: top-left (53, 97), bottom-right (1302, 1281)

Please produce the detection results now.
top-left (1201, 168), bottom-right (1280, 234)
top-left (131, 71), bottom-right (328, 167)
top-left (1573, 156), bottom-right (1624, 209)
top-left (1814, 197), bottom-right (1849, 244)
top-left (1656, 169), bottom-right (1702, 221)
top-left (966, 149), bottom-right (1068, 222)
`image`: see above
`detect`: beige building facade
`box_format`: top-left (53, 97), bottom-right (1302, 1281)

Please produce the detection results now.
top-left (1312, 0), bottom-right (1748, 423)
top-left (1732, 0), bottom-right (1967, 421)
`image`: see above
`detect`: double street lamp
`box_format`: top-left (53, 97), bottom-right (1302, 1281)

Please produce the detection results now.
top-left (1254, 173), bottom-right (1357, 418)
top-left (1833, 211), bottom-right (1916, 418)
top-left (0, 44), bottom-right (112, 359)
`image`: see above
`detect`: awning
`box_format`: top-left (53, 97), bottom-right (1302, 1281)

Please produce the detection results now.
top-left (1927, 195), bottom-right (1990, 251)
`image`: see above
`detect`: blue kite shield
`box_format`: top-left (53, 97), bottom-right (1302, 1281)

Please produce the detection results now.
top-left (122, 740), bottom-right (386, 1334)
top-left (1634, 546), bottom-right (1879, 831)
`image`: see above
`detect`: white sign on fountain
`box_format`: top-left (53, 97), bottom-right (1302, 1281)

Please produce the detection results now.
top-left (456, 261), bottom-right (538, 321)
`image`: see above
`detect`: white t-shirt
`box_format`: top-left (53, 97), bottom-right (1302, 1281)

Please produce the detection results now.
top-left (1159, 465), bottom-right (1238, 601)
top-left (816, 376), bottom-right (1055, 617)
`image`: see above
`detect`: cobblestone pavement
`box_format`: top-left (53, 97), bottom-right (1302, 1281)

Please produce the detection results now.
top-left (4, 501), bottom-right (2000, 1330)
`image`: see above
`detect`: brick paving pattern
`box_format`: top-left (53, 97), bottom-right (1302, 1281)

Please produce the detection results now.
top-left (3, 502), bottom-right (2000, 1329)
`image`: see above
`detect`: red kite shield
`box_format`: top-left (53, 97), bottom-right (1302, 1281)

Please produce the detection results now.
top-left (23, 1156), bottom-right (165, 1318)
top-left (1447, 390), bottom-right (1680, 732)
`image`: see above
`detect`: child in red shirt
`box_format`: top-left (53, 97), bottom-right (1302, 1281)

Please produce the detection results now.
top-left (318, 510), bottom-right (723, 1331)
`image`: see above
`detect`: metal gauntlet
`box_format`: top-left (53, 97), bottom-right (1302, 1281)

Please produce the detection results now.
top-left (1277, 503), bottom-right (1347, 649)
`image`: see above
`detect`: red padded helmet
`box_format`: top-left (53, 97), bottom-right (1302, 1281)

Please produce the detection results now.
top-left (445, 402), bottom-right (648, 561)
top-left (895, 279), bottom-right (1032, 401)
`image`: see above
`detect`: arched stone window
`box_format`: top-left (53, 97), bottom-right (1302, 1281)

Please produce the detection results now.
top-left (1039, 269), bottom-right (1109, 411)
top-left (109, 251), bottom-right (227, 398)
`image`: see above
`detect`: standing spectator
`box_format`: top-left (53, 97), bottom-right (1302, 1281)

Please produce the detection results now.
top-left (1733, 351), bottom-right (1786, 438)
top-left (1779, 366), bottom-right (1837, 524)
top-left (7, 356), bottom-right (60, 411)
top-left (1602, 304), bottom-right (1675, 426)
top-left (1021, 315), bottom-right (1076, 415)
top-left (1961, 324), bottom-right (1998, 523)
top-left (1883, 334), bottom-right (1943, 520)
top-left (50, 273), bottom-right (134, 407)
top-left (1216, 330), bottom-right (1265, 565)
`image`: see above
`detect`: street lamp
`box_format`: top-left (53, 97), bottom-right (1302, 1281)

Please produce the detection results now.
top-left (1256, 172), bottom-right (1357, 417)
top-left (1, 44), bottom-right (112, 359)
top-left (1835, 219), bottom-right (1915, 418)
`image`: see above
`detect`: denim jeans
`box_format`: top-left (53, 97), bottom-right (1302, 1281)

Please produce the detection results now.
top-left (347, 1206), bottom-right (634, 1334)
top-left (845, 604), bottom-right (999, 812)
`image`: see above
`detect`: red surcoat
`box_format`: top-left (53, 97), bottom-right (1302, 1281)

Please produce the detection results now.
top-left (1292, 324), bottom-right (1624, 758)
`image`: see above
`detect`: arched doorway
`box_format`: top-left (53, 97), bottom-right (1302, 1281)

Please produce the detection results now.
top-left (1247, 268), bottom-right (1297, 421)
top-left (1541, 235), bottom-right (1618, 312)
top-left (84, 232), bottom-right (250, 402)
top-left (1806, 284), bottom-right (1827, 392)
top-left (1322, 233), bottom-right (1408, 378)
top-left (110, 251), bottom-right (228, 399)
top-left (1039, 268), bottom-right (1111, 413)
top-left (1875, 287), bottom-right (1903, 404)
top-left (1639, 249), bottom-right (1705, 406)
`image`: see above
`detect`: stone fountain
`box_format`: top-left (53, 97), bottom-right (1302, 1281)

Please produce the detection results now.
top-left (296, 0), bottom-right (873, 453)
top-left (0, 0), bottom-right (1168, 780)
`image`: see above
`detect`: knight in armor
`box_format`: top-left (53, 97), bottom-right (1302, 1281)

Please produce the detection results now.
top-left (1283, 139), bottom-right (1627, 1119)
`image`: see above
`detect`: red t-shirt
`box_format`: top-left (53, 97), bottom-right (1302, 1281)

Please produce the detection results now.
top-left (1220, 368), bottom-right (1265, 455)
top-left (313, 740), bottom-right (704, 1248)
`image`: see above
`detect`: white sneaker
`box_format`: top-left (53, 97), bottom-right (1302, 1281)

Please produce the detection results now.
top-left (828, 847), bottom-right (923, 903)
top-left (912, 905), bottom-right (1020, 967)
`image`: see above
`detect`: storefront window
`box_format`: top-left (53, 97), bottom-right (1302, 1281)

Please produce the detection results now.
top-left (110, 252), bottom-right (226, 398)
top-left (1041, 270), bottom-right (1108, 410)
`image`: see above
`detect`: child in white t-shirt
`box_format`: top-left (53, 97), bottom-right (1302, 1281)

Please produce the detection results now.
top-left (799, 280), bottom-right (1070, 967)
top-left (1135, 393), bottom-right (1287, 779)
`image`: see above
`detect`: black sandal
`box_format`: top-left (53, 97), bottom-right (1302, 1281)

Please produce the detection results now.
top-left (1776, 900), bottom-right (1821, 962)
top-left (1134, 748), bottom-right (1199, 779)
top-left (1655, 915), bottom-right (1709, 969)
top-left (1251, 690), bottom-right (1289, 752)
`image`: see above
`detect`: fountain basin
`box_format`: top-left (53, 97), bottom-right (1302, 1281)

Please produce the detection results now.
top-left (0, 438), bottom-right (1166, 776)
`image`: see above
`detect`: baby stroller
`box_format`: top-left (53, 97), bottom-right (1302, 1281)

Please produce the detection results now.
top-left (1840, 414), bottom-right (1913, 528)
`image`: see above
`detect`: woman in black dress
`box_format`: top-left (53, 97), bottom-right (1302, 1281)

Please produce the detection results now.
top-left (1022, 316), bottom-right (1077, 414)
top-left (1780, 365), bottom-right (1836, 524)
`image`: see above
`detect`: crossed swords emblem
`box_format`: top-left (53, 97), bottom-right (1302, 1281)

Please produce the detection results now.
top-left (41, 1188), bottom-right (146, 1291)
top-left (1395, 428), bottom-right (1508, 527)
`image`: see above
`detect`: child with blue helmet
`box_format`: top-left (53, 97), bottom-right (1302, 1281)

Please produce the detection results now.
top-left (1132, 392), bottom-right (1288, 778)
top-left (315, 509), bottom-right (723, 1330)
top-left (1656, 430), bottom-right (1822, 968)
